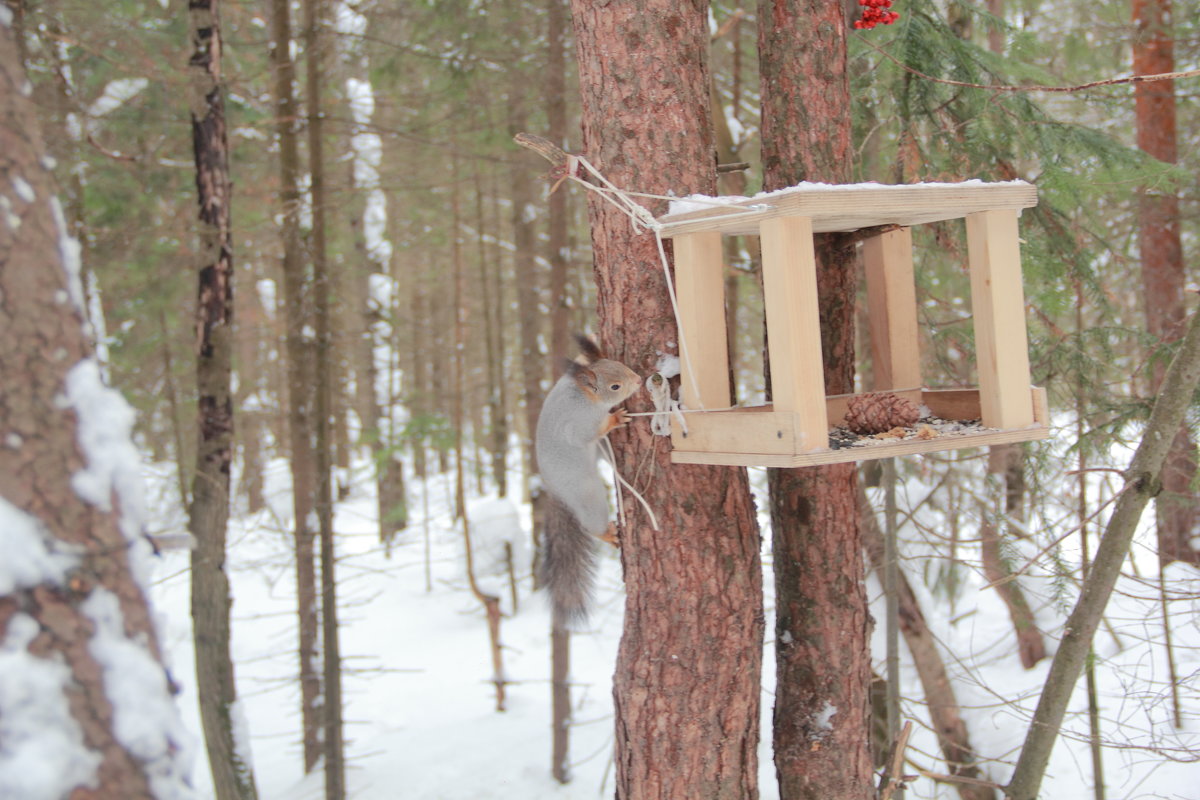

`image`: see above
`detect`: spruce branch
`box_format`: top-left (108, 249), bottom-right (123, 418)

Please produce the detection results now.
top-left (857, 32), bottom-right (1200, 95)
top-left (1005, 303), bottom-right (1200, 800)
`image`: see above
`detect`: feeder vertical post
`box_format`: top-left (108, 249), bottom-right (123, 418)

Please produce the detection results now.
top-left (863, 227), bottom-right (921, 391)
top-left (760, 215), bottom-right (829, 450)
top-left (967, 209), bottom-right (1035, 428)
top-left (673, 231), bottom-right (732, 409)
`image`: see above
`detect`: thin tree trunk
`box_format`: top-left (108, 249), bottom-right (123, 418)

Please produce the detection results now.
top-left (979, 453), bottom-right (1046, 670)
top-left (509, 112), bottom-right (543, 482)
top-left (268, 0), bottom-right (322, 770)
top-left (0, 26), bottom-right (191, 795)
top-left (860, 487), bottom-right (995, 800)
top-left (568, 2), bottom-right (764, 797)
top-left (758, 3), bottom-right (873, 797)
top-left (1006, 306), bottom-right (1200, 800)
top-left (453, 151), bottom-right (507, 713)
top-left (186, 2), bottom-right (258, 798)
top-left (545, 0), bottom-right (573, 782)
top-left (546, 0), bottom-right (571, 369)
top-left (303, 0), bottom-right (345, 794)
top-left (1133, 0), bottom-right (1197, 566)
top-left (1075, 285), bottom-right (1107, 800)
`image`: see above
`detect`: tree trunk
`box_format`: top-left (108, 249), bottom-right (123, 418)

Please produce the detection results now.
top-left (1006, 305), bottom-right (1200, 800)
top-left (569, 2), bottom-right (764, 797)
top-left (303, 0), bottom-right (346, 794)
top-left (509, 112), bottom-right (543, 481)
top-left (186, 2), bottom-right (259, 798)
top-left (0, 25), bottom-right (191, 796)
top-left (267, 0), bottom-right (322, 771)
top-left (1132, 0), bottom-right (1197, 566)
top-left (545, 0), bottom-right (573, 782)
top-left (546, 0), bottom-right (571, 370)
top-left (860, 487), bottom-right (995, 800)
top-left (758, 3), bottom-right (874, 798)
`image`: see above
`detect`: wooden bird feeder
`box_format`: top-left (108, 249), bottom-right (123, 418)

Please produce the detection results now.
top-left (659, 181), bottom-right (1050, 468)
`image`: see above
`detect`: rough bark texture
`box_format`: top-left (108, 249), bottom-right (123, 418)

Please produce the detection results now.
top-left (758, 2), bottom-right (874, 798)
top-left (1007, 306), bottom-right (1200, 800)
top-left (1132, 0), bottom-right (1197, 566)
top-left (569, 2), bottom-right (764, 797)
top-left (186, 2), bottom-right (258, 798)
top-left (0, 26), bottom-right (186, 798)
top-left (860, 489), bottom-right (995, 800)
top-left (268, 0), bottom-right (322, 770)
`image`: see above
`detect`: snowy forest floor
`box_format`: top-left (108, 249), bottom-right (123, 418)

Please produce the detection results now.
top-left (144, 450), bottom-right (1199, 799)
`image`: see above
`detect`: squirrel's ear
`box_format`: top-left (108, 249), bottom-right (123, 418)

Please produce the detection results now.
top-left (567, 361), bottom-right (599, 393)
top-left (574, 333), bottom-right (604, 363)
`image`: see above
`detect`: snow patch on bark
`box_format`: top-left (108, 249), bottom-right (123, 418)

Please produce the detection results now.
top-left (49, 196), bottom-right (85, 312)
top-left (81, 589), bottom-right (197, 800)
top-left (0, 612), bottom-right (102, 799)
top-left (0, 497), bottom-right (80, 594)
top-left (64, 358), bottom-right (155, 591)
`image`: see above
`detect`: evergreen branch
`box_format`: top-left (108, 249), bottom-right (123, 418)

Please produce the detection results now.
top-left (858, 32), bottom-right (1200, 94)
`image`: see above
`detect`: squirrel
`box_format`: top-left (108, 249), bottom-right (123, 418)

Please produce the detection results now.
top-left (536, 335), bottom-right (642, 626)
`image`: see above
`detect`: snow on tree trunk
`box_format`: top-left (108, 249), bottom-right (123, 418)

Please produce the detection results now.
top-left (0, 20), bottom-right (193, 799)
top-left (757, 2), bottom-right (874, 798)
top-left (266, 0), bottom-right (322, 770)
top-left (569, 2), bottom-right (765, 797)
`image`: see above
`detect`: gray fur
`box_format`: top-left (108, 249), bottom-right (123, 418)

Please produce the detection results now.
top-left (539, 493), bottom-right (597, 626)
top-left (535, 340), bottom-right (640, 624)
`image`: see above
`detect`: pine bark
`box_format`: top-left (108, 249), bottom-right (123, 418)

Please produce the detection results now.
top-left (758, 2), bottom-right (873, 797)
top-left (267, 0), bottom-right (322, 770)
top-left (569, 2), bottom-right (764, 797)
top-left (186, 2), bottom-right (258, 798)
top-left (1132, 0), bottom-right (1197, 566)
top-left (0, 25), bottom-right (187, 797)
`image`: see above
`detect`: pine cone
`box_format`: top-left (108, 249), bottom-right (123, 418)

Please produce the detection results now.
top-left (844, 392), bottom-right (921, 435)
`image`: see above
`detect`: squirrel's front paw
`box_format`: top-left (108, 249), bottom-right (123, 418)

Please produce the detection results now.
top-left (599, 523), bottom-right (621, 549)
top-left (609, 408), bottom-right (631, 429)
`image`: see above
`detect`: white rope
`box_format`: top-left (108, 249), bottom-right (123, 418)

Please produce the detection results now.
top-left (646, 372), bottom-right (687, 437)
top-left (567, 155), bottom-right (709, 408)
top-left (559, 156), bottom-right (763, 536)
top-left (600, 435), bottom-right (660, 531)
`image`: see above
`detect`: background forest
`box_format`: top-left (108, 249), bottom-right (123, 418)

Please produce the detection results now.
top-left (3, 0), bottom-right (1199, 798)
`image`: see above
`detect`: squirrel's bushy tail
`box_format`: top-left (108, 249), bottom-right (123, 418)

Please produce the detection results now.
top-left (540, 492), bottom-right (598, 627)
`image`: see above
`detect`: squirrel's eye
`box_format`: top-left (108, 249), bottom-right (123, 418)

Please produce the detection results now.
top-left (610, 383), bottom-right (621, 391)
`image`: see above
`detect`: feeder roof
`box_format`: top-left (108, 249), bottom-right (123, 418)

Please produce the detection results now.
top-left (657, 179), bottom-right (1038, 238)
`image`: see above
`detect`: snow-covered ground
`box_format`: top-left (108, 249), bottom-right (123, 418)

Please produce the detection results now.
top-left (145, 450), bottom-right (1199, 799)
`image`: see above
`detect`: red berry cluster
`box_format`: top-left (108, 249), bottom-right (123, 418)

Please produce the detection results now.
top-left (854, 0), bottom-right (899, 29)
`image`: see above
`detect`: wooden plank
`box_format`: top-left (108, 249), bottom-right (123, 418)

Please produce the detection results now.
top-left (670, 407), bottom-right (797, 456)
top-left (671, 423), bottom-right (1050, 468)
top-left (863, 227), bottom-right (921, 390)
top-left (759, 215), bottom-right (828, 451)
top-left (672, 231), bottom-right (732, 409)
top-left (658, 181), bottom-right (1038, 238)
top-left (966, 209), bottom-right (1034, 428)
